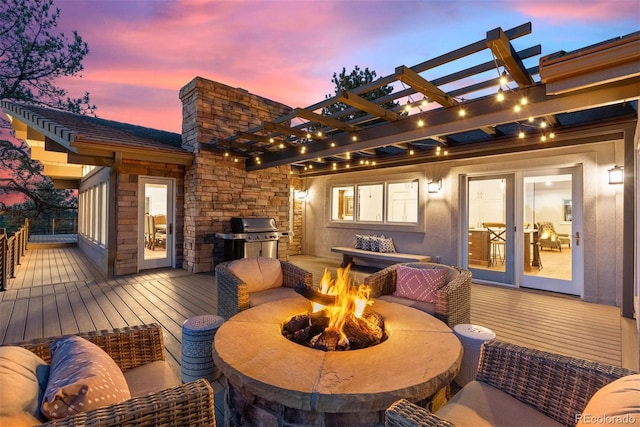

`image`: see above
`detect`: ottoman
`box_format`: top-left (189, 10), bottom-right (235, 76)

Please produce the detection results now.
top-left (453, 324), bottom-right (496, 387)
top-left (181, 314), bottom-right (224, 383)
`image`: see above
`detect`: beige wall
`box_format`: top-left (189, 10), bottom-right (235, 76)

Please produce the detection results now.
top-left (302, 139), bottom-right (625, 306)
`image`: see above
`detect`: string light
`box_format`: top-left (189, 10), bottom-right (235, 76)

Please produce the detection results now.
top-left (496, 88), bottom-right (505, 102)
top-left (417, 119), bottom-right (425, 127)
top-left (499, 71), bottom-right (508, 86)
top-left (330, 142), bottom-right (336, 148)
top-left (458, 108), bottom-right (466, 117)
top-left (409, 149), bottom-right (415, 155)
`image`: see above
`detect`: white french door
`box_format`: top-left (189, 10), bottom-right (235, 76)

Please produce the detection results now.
top-left (521, 167), bottom-right (582, 295)
top-left (463, 166), bottom-right (582, 296)
top-left (139, 177), bottom-right (175, 270)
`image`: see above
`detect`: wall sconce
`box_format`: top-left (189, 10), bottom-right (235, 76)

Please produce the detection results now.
top-left (294, 189), bottom-right (308, 200)
top-left (608, 165), bottom-right (624, 185)
top-left (427, 180), bottom-right (441, 193)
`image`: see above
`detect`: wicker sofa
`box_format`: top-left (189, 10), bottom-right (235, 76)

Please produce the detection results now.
top-left (385, 340), bottom-right (639, 427)
top-left (363, 262), bottom-right (472, 328)
top-left (1, 324), bottom-right (215, 427)
top-left (215, 257), bottom-right (313, 320)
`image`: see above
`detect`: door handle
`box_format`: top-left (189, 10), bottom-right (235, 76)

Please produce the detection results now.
top-left (575, 231), bottom-right (579, 246)
top-left (169, 223), bottom-right (173, 235)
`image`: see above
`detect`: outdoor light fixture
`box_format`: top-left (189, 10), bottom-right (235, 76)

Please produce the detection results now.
top-left (608, 165), bottom-right (624, 185)
top-left (428, 180), bottom-right (441, 193)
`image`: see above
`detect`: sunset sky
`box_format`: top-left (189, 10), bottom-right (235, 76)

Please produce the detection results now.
top-left (52, 0), bottom-right (639, 133)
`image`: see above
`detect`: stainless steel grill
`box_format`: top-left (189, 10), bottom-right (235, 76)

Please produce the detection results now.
top-left (215, 217), bottom-right (291, 261)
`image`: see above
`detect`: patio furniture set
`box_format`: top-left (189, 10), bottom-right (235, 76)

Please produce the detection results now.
top-left (1, 257), bottom-right (636, 426)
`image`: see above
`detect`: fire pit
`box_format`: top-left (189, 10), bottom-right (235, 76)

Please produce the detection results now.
top-left (212, 291), bottom-right (463, 426)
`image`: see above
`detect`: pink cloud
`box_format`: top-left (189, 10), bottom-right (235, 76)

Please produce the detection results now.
top-left (512, 0), bottom-right (638, 22)
top-left (50, 0), bottom-right (636, 134)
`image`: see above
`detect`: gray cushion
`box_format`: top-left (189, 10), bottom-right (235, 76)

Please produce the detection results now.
top-left (435, 381), bottom-right (563, 427)
top-left (124, 361), bottom-right (181, 397)
top-left (250, 287), bottom-right (301, 307)
top-left (228, 257), bottom-right (283, 293)
top-left (576, 374), bottom-right (640, 426)
top-left (378, 295), bottom-right (436, 315)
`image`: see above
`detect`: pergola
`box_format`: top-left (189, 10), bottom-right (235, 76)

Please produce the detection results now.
top-left (217, 22), bottom-right (639, 177)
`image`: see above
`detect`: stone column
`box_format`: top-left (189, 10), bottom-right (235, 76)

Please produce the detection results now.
top-left (179, 77), bottom-right (293, 272)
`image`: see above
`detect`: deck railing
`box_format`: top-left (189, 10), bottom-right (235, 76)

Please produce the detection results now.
top-left (1, 219), bottom-right (29, 291)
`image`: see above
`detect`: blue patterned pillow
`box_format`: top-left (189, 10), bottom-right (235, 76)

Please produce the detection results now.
top-left (361, 235), bottom-right (373, 251)
top-left (354, 234), bottom-right (365, 249)
top-left (370, 235), bottom-right (381, 252)
top-left (379, 236), bottom-right (397, 253)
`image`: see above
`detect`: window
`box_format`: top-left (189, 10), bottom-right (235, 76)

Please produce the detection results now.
top-left (331, 179), bottom-right (419, 225)
top-left (357, 184), bottom-right (383, 222)
top-left (78, 182), bottom-right (108, 248)
top-left (387, 180), bottom-right (419, 223)
top-left (331, 185), bottom-right (354, 221)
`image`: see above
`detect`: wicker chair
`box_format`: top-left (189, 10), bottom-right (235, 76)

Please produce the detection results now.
top-left (8, 324), bottom-right (215, 427)
top-left (215, 258), bottom-right (313, 320)
top-left (385, 340), bottom-right (639, 427)
top-left (363, 262), bottom-right (471, 328)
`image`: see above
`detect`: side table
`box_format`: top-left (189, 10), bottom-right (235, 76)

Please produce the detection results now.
top-left (453, 323), bottom-right (496, 387)
top-left (181, 314), bottom-right (224, 383)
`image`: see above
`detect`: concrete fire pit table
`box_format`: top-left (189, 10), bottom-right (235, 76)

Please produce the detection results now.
top-left (212, 297), bottom-right (463, 427)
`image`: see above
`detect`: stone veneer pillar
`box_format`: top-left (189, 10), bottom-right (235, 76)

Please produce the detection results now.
top-left (179, 77), bottom-right (293, 273)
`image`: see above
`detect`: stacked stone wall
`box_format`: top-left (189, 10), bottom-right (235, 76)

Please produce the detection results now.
top-left (180, 77), bottom-right (294, 272)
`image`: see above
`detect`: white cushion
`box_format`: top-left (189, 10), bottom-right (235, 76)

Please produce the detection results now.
top-left (228, 257), bottom-right (283, 293)
top-left (0, 346), bottom-right (50, 423)
top-left (577, 374), bottom-right (640, 426)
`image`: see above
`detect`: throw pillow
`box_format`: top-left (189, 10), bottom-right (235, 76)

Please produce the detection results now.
top-left (370, 235), bottom-right (381, 252)
top-left (227, 257), bottom-right (284, 293)
top-left (354, 234), bottom-right (364, 249)
top-left (393, 266), bottom-right (448, 303)
top-left (0, 346), bottom-right (50, 422)
top-left (42, 336), bottom-right (131, 420)
top-left (361, 235), bottom-right (373, 251)
top-left (576, 374), bottom-right (640, 427)
top-left (378, 236), bottom-right (397, 253)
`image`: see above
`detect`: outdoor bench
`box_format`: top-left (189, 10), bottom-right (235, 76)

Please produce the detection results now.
top-left (331, 246), bottom-right (431, 267)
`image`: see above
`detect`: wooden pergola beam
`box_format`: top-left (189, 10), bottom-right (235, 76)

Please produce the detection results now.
top-left (336, 89), bottom-right (400, 122)
top-left (395, 66), bottom-right (459, 107)
top-left (486, 27), bottom-right (535, 87)
top-left (293, 108), bottom-right (357, 132)
top-left (262, 121), bottom-right (327, 140)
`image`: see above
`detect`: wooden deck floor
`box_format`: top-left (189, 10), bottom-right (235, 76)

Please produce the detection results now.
top-left (1, 247), bottom-right (637, 376)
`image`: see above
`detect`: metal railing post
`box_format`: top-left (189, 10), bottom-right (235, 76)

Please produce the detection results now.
top-left (0, 229), bottom-right (7, 292)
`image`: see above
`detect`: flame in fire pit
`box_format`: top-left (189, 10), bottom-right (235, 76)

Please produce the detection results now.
top-left (312, 266), bottom-right (372, 346)
top-left (284, 265), bottom-right (386, 351)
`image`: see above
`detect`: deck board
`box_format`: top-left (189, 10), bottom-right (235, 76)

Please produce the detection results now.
top-left (1, 248), bottom-right (637, 373)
